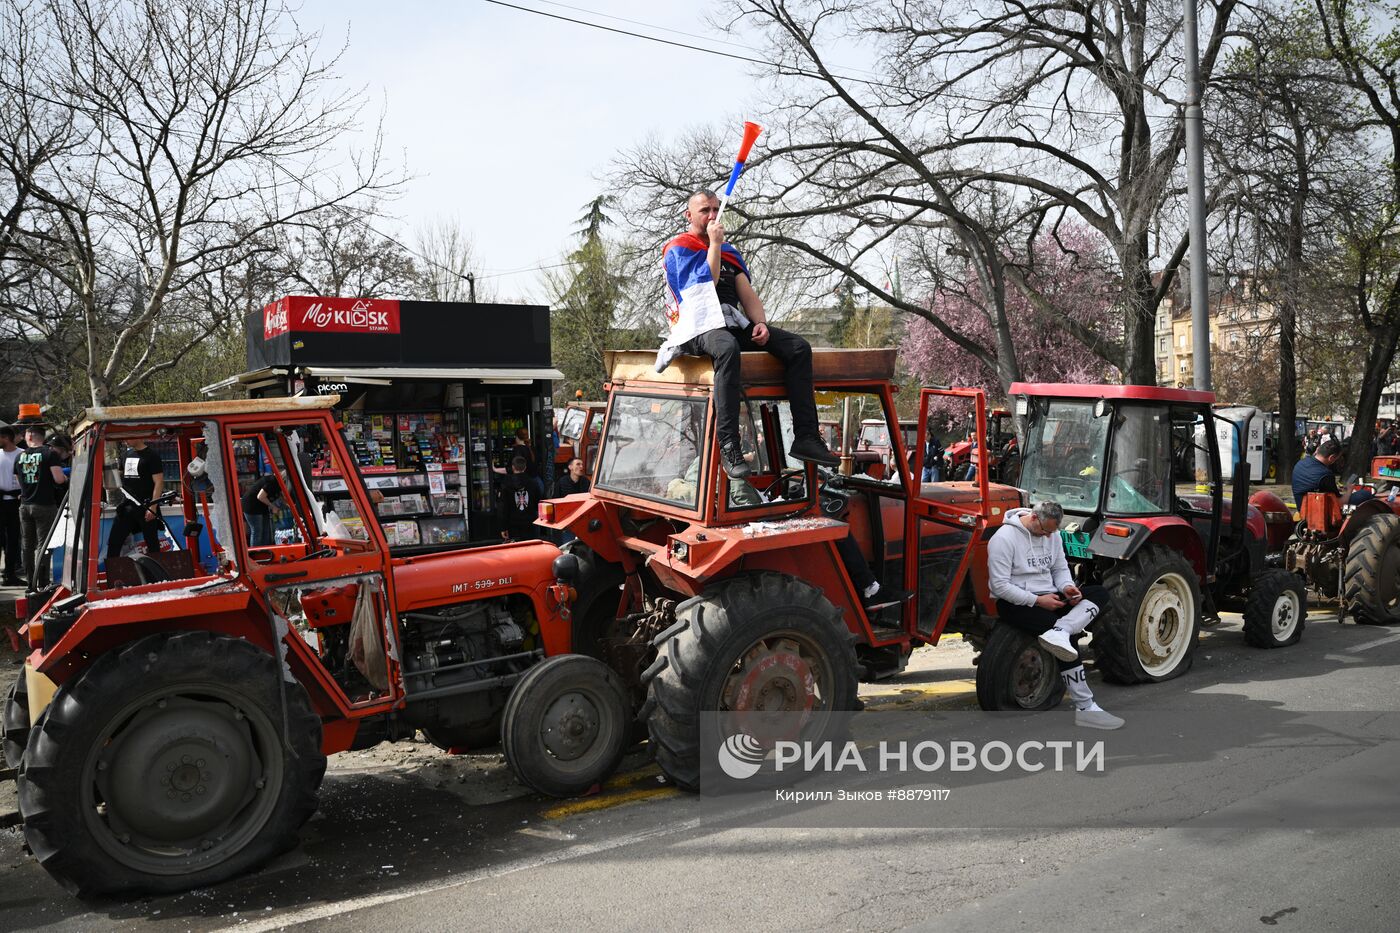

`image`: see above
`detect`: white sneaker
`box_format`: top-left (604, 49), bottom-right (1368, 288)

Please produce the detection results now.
top-left (1075, 704), bottom-right (1124, 730)
top-left (1038, 626), bottom-right (1078, 662)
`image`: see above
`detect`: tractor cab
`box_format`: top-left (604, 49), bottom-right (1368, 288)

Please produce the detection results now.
top-left (555, 400), bottom-right (606, 480)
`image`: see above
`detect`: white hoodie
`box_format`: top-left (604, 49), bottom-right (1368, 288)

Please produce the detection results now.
top-left (987, 507), bottom-right (1073, 607)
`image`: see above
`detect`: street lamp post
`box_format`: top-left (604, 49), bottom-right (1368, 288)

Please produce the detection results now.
top-left (1184, 0), bottom-right (1211, 393)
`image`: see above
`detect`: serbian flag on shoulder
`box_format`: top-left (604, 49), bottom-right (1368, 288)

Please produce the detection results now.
top-left (656, 234), bottom-right (751, 372)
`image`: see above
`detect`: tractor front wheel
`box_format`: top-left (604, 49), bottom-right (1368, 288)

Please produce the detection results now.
top-left (3, 668), bottom-right (29, 769)
top-left (975, 625), bottom-right (1066, 711)
top-left (1243, 570), bottom-right (1307, 648)
top-left (17, 631), bottom-right (325, 897)
top-left (643, 573), bottom-right (859, 792)
top-left (501, 655), bottom-right (632, 798)
top-left (1343, 513), bottom-right (1400, 625)
top-left (1097, 545), bottom-right (1202, 684)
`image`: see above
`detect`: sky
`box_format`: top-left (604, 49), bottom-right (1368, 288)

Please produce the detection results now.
top-left (297, 0), bottom-right (765, 302)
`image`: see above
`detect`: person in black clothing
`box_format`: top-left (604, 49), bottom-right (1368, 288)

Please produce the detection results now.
top-left (556, 457), bottom-right (590, 496)
top-left (242, 473), bottom-right (285, 547)
top-left (15, 426), bottom-right (68, 585)
top-left (498, 456), bottom-right (543, 541)
top-left (1292, 437), bottom-right (1342, 504)
top-left (658, 190), bottom-right (840, 479)
top-left (0, 427), bottom-right (23, 585)
top-left (105, 438), bottom-right (165, 563)
top-left (555, 457), bottom-right (590, 545)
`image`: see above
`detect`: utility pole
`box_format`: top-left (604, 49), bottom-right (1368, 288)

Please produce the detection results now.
top-left (1184, 0), bottom-right (1211, 392)
top-left (467, 272), bottom-right (477, 304)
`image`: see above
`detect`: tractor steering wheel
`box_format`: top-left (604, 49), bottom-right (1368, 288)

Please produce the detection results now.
top-left (762, 466), bottom-right (810, 503)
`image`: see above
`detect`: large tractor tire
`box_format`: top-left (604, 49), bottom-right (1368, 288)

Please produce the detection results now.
top-left (3, 668), bottom-right (30, 769)
top-left (975, 625), bottom-right (1066, 711)
top-left (501, 654), bottom-right (632, 798)
top-left (1243, 570), bottom-right (1307, 648)
top-left (642, 573), bottom-right (859, 792)
top-left (1096, 545), bottom-right (1202, 684)
top-left (1343, 513), bottom-right (1400, 625)
top-left (18, 631), bottom-right (326, 897)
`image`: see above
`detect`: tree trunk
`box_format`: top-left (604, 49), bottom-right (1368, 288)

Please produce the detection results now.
top-left (1346, 296), bottom-right (1400, 478)
top-left (1121, 236), bottom-right (1158, 385)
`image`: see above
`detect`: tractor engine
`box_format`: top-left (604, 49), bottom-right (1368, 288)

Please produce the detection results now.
top-left (399, 598), bottom-right (538, 739)
top-left (1284, 492), bottom-right (1345, 597)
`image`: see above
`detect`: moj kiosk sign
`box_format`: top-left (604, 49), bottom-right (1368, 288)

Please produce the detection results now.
top-left (246, 295), bottom-right (552, 371)
top-left (263, 296), bottom-right (401, 338)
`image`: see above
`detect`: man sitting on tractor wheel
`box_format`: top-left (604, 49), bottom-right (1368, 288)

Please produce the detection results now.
top-left (657, 189), bottom-right (839, 480)
top-left (986, 500), bottom-right (1123, 730)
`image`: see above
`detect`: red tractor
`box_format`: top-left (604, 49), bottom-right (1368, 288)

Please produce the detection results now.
top-left (1006, 383), bottom-right (1301, 688)
top-left (1284, 468), bottom-right (1400, 625)
top-left (1, 396), bottom-right (632, 897)
top-left (945, 407), bottom-right (1017, 483)
top-left (537, 349), bottom-right (1064, 790)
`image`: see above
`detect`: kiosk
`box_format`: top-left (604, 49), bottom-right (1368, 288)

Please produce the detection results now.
top-left (204, 296), bottom-right (563, 546)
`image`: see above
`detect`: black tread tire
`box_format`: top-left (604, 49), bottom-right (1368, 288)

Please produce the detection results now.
top-left (1097, 545), bottom-right (1201, 685)
top-left (1243, 570), bottom-right (1307, 648)
top-left (975, 626), bottom-right (1067, 711)
top-left (644, 573), bottom-right (859, 793)
top-left (18, 631), bottom-right (326, 897)
top-left (501, 654), bottom-right (631, 798)
top-left (1343, 513), bottom-right (1400, 625)
top-left (3, 668), bottom-right (29, 768)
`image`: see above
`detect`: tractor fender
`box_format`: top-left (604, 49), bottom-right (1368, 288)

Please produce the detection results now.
top-left (1089, 516), bottom-right (1207, 581)
top-left (1340, 498), bottom-right (1400, 549)
top-left (1248, 489), bottom-right (1293, 552)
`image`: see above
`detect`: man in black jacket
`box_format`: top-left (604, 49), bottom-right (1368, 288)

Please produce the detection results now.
top-left (498, 456), bottom-right (544, 541)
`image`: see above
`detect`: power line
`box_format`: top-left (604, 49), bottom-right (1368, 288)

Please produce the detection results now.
top-left (483, 0), bottom-right (1182, 122)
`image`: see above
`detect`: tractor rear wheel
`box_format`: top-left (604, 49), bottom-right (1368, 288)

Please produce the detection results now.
top-left (975, 625), bottom-right (1066, 711)
top-left (17, 631), bottom-right (325, 897)
top-left (1097, 545), bottom-right (1201, 684)
top-left (3, 668), bottom-right (29, 769)
top-left (1243, 570), bottom-right (1307, 648)
top-left (1343, 513), bottom-right (1400, 624)
top-left (642, 573), bottom-right (859, 793)
top-left (501, 654), bottom-right (632, 798)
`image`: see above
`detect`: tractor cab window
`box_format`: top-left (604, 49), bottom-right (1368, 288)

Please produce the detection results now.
top-left (1018, 399), bottom-right (1111, 511)
top-left (721, 399), bottom-right (815, 509)
top-left (231, 422), bottom-right (369, 558)
top-left (859, 423), bottom-right (890, 448)
top-left (1105, 405), bottom-right (1171, 515)
top-left (559, 407), bottom-right (586, 442)
top-left (595, 393), bottom-right (709, 509)
top-left (1170, 408), bottom-right (1214, 487)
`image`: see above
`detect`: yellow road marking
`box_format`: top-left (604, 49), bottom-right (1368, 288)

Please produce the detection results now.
top-left (863, 679), bottom-right (976, 700)
top-left (542, 784), bottom-right (681, 820)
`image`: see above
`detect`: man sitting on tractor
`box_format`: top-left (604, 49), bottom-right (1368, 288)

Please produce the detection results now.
top-left (1293, 437), bottom-right (1371, 506)
top-left (986, 500), bottom-right (1123, 730)
top-left (656, 189), bottom-right (839, 479)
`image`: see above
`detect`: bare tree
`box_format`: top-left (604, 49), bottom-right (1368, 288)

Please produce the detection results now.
top-left (1312, 0), bottom-right (1400, 474)
top-left (278, 205), bottom-right (419, 298)
top-left (1207, 3), bottom-right (1367, 482)
top-left (0, 0), bottom-right (398, 406)
top-left (414, 216), bottom-right (488, 303)
top-left (613, 0), bottom-right (1241, 385)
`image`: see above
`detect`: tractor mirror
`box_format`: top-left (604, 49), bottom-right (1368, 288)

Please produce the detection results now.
top-left (1093, 399), bottom-right (1111, 418)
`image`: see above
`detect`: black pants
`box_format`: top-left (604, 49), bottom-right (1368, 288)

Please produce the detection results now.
top-left (679, 325), bottom-right (819, 448)
top-left (995, 583), bottom-right (1110, 672)
top-left (0, 497), bottom-right (20, 581)
top-left (835, 530), bottom-right (876, 593)
top-left (106, 503), bottom-right (161, 562)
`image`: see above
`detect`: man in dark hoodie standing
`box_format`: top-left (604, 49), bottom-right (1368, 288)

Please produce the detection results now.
top-left (498, 455), bottom-right (544, 541)
top-left (986, 500), bottom-right (1122, 729)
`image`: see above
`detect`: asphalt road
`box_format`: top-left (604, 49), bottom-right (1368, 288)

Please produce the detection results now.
top-left (2, 608), bottom-right (1398, 933)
